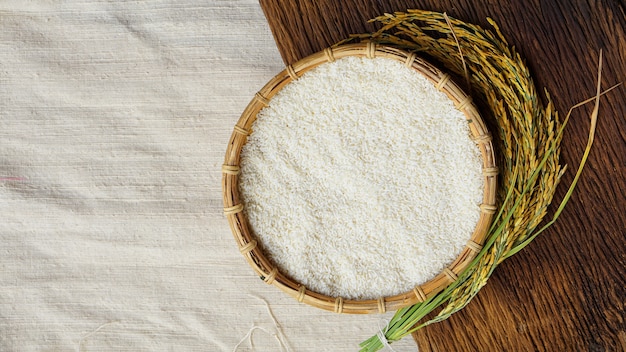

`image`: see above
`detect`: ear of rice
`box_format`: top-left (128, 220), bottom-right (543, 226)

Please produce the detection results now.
top-left (354, 10), bottom-right (605, 351)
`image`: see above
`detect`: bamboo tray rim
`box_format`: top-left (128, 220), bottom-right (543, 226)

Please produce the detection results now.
top-left (222, 42), bottom-right (498, 314)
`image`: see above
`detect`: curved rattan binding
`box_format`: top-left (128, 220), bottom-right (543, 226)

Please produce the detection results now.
top-left (222, 42), bottom-right (498, 314)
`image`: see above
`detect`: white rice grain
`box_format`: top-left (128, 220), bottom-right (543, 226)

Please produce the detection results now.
top-left (239, 56), bottom-right (483, 300)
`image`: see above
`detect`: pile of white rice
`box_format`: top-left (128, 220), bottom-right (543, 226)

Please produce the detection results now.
top-left (239, 56), bottom-right (484, 300)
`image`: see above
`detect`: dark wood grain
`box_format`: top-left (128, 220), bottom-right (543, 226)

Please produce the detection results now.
top-left (259, 1), bottom-right (626, 351)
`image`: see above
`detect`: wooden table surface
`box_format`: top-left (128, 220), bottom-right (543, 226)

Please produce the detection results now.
top-left (259, 1), bottom-right (626, 351)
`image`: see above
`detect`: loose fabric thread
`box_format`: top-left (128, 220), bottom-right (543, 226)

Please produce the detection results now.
top-left (77, 321), bottom-right (119, 352)
top-left (233, 295), bottom-right (291, 352)
top-left (233, 326), bottom-right (281, 352)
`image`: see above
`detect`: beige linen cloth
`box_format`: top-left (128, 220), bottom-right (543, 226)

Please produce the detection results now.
top-left (0, 1), bottom-right (417, 351)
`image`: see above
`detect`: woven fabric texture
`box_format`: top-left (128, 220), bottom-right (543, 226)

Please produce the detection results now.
top-left (0, 1), bottom-right (417, 351)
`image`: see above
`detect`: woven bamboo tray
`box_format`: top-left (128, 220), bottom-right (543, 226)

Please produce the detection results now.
top-left (222, 42), bottom-right (497, 314)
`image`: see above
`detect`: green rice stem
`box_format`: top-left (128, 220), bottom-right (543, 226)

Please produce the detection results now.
top-left (353, 11), bottom-right (614, 351)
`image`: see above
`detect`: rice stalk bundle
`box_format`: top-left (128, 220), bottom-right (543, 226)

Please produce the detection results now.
top-left (354, 9), bottom-right (611, 351)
